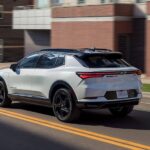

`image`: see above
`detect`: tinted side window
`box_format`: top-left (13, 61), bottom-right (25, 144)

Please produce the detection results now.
top-left (55, 55), bottom-right (65, 67)
top-left (19, 54), bottom-right (40, 69)
top-left (36, 53), bottom-right (65, 68)
top-left (36, 54), bottom-right (58, 68)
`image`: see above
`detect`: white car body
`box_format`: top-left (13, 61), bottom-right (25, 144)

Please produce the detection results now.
top-left (0, 53), bottom-right (142, 103)
top-left (0, 49), bottom-right (142, 121)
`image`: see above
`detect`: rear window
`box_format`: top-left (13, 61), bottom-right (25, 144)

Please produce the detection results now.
top-left (78, 55), bottom-right (131, 68)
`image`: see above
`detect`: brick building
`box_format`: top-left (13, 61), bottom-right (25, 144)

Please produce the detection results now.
top-left (146, 1), bottom-right (150, 76)
top-left (52, 0), bottom-right (146, 73)
top-left (12, 0), bottom-right (150, 76)
top-left (0, 0), bottom-right (33, 62)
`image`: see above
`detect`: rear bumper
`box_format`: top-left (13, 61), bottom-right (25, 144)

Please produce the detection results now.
top-left (76, 99), bottom-right (140, 109)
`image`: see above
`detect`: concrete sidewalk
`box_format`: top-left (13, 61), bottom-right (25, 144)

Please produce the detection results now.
top-left (141, 77), bottom-right (150, 84)
top-left (0, 62), bottom-right (14, 68)
top-left (142, 92), bottom-right (150, 98)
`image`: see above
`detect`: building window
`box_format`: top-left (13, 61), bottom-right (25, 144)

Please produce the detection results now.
top-left (0, 39), bottom-right (3, 62)
top-left (100, 0), bottom-right (118, 3)
top-left (0, 5), bottom-right (3, 19)
top-left (136, 0), bottom-right (145, 3)
top-left (78, 0), bottom-right (85, 4)
top-left (101, 0), bottom-right (107, 3)
top-left (51, 0), bottom-right (63, 6)
top-left (118, 34), bottom-right (131, 62)
top-left (36, 0), bottom-right (50, 8)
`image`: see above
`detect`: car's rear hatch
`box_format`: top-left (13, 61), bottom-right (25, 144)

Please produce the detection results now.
top-left (76, 52), bottom-right (142, 99)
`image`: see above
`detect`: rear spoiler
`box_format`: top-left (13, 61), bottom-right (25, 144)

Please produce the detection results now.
top-left (75, 52), bottom-right (123, 59)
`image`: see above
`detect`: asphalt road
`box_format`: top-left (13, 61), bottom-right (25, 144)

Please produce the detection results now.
top-left (0, 98), bottom-right (150, 150)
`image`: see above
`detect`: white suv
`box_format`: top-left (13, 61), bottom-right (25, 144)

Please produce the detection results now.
top-left (0, 48), bottom-right (142, 122)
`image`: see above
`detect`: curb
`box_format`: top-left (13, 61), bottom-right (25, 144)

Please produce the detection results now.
top-left (142, 92), bottom-right (150, 98)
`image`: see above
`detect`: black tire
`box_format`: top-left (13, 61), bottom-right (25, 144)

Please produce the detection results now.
top-left (52, 88), bottom-right (80, 122)
top-left (109, 105), bottom-right (134, 117)
top-left (0, 81), bottom-right (12, 107)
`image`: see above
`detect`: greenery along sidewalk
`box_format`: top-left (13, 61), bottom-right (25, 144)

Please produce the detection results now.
top-left (142, 84), bottom-right (150, 92)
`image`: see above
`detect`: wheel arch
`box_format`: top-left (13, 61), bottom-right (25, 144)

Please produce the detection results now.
top-left (49, 80), bottom-right (77, 104)
top-left (0, 76), bottom-right (9, 94)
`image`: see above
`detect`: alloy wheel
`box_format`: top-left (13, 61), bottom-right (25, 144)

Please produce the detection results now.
top-left (53, 90), bottom-right (72, 120)
top-left (0, 83), bottom-right (5, 104)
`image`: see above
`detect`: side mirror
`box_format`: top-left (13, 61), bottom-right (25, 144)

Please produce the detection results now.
top-left (10, 64), bottom-right (18, 72)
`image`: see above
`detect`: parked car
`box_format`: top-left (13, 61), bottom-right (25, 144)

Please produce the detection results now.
top-left (0, 48), bottom-right (142, 122)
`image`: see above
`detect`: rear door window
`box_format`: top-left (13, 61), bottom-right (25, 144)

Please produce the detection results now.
top-left (36, 54), bottom-right (57, 68)
top-left (36, 53), bottom-right (65, 69)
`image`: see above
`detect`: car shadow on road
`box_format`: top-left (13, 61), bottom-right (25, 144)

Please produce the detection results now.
top-left (0, 121), bottom-right (77, 150)
top-left (78, 109), bottom-right (150, 130)
top-left (9, 102), bottom-right (150, 130)
top-left (10, 102), bottom-right (55, 116)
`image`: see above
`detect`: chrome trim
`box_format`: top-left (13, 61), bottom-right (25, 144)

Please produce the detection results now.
top-left (8, 93), bottom-right (48, 100)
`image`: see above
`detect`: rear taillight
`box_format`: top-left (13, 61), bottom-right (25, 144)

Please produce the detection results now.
top-left (132, 70), bottom-right (142, 75)
top-left (76, 72), bottom-right (114, 79)
top-left (76, 70), bottom-right (142, 79)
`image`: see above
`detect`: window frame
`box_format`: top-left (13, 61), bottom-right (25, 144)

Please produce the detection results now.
top-left (0, 5), bottom-right (3, 19)
top-left (136, 0), bottom-right (145, 3)
top-left (78, 0), bottom-right (85, 4)
top-left (51, 0), bottom-right (63, 6)
top-left (100, 0), bottom-right (118, 4)
top-left (101, 0), bottom-right (106, 4)
top-left (0, 39), bottom-right (3, 48)
top-left (0, 39), bottom-right (4, 62)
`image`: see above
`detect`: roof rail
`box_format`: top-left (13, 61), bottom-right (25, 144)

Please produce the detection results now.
top-left (79, 48), bottom-right (112, 53)
top-left (40, 48), bottom-right (112, 53)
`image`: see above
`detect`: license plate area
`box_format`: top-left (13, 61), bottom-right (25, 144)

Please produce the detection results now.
top-left (117, 90), bottom-right (128, 99)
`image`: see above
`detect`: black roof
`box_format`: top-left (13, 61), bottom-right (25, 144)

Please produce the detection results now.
top-left (40, 48), bottom-right (122, 58)
top-left (40, 48), bottom-right (81, 54)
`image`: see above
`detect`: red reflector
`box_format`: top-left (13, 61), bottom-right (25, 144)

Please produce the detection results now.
top-left (132, 70), bottom-right (142, 75)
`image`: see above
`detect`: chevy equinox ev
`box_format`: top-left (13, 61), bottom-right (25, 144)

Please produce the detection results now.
top-left (0, 48), bottom-right (142, 122)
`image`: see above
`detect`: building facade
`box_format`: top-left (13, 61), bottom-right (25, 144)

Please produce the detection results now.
top-left (12, 0), bottom-right (150, 76)
top-left (146, 1), bottom-right (150, 76)
top-left (13, 0), bottom-right (53, 56)
top-left (0, 0), bottom-right (33, 62)
top-left (51, 0), bottom-right (146, 73)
